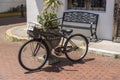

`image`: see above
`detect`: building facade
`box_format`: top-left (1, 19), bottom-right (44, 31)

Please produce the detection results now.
top-left (26, 0), bottom-right (120, 42)
top-left (0, 0), bottom-right (26, 13)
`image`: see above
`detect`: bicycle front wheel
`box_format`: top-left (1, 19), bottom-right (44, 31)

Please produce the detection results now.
top-left (18, 39), bottom-right (49, 71)
top-left (64, 34), bottom-right (88, 62)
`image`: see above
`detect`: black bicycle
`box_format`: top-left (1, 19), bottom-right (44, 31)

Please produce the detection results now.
top-left (18, 22), bottom-right (89, 71)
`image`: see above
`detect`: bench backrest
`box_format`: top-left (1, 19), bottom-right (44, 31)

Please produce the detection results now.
top-left (62, 11), bottom-right (99, 28)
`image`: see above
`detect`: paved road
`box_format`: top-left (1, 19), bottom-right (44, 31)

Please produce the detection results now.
top-left (0, 17), bottom-right (26, 26)
top-left (0, 17), bottom-right (120, 80)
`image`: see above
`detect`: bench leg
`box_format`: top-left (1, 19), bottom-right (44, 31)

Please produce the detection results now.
top-left (94, 32), bottom-right (98, 41)
top-left (90, 29), bottom-right (98, 42)
top-left (90, 28), bottom-right (94, 41)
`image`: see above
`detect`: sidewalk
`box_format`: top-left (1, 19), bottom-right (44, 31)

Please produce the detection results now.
top-left (6, 25), bottom-right (120, 58)
top-left (0, 22), bottom-right (120, 80)
top-left (89, 40), bottom-right (120, 57)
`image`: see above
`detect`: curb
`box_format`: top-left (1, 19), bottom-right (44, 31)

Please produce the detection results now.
top-left (88, 48), bottom-right (120, 59)
top-left (5, 25), bottom-right (29, 42)
top-left (0, 12), bottom-right (26, 18)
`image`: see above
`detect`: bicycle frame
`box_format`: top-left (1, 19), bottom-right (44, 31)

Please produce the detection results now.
top-left (27, 21), bottom-right (85, 55)
top-left (49, 30), bottom-right (79, 54)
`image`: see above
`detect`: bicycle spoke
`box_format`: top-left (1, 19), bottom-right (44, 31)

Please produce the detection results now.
top-left (18, 39), bottom-right (49, 71)
top-left (64, 34), bottom-right (88, 62)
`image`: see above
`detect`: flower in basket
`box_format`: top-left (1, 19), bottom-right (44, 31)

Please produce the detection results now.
top-left (36, 0), bottom-right (63, 49)
top-left (37, 11), bottom-right (60, 30)
top-left (37, 0), bottom-right (63, 31)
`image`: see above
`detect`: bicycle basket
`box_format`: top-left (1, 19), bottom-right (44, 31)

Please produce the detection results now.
top-left (27, 27), bottom-right (40, 38)
top-left (27, 22), bottom-right (62, 48)
top-left (27, 22), bottom-right (43, 38)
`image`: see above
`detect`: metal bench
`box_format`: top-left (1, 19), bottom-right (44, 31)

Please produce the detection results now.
top-left (60, 10), bottom-right (99, 41)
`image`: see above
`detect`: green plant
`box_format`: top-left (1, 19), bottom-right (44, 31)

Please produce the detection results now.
top-left (37, 0), bottom-right (62, 30)
top-left (38, 11), bottom-right (60, 30)
top-left (43, 0), bottom-right (62, 12)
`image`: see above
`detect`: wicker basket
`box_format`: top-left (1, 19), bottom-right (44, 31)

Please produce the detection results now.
top-left (27, 27), bottom-right (61, 49)
top-left (27, 26), bottom-right (42, 38)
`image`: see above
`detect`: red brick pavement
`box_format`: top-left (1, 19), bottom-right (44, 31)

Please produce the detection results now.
top-left (0, 20), bottom-right (120, 80)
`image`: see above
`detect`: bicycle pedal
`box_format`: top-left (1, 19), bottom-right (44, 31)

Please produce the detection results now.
top-left (54, 47), bottom-right (63, 56)
top-left (54, 51), bottom-right (62, 56)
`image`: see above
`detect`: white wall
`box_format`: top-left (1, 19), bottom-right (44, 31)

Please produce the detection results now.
top-left (96, 0), bottom-right (114, 40)
top-left (0, 0), bottom-right (26, 13)
top-left (27, 0), bottom-right (115, 40)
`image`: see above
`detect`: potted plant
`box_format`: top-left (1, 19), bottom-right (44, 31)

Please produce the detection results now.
top-left (37, 11), bottom-right (60, 30)
top-left (37, 0), bottom-right (63, 65)
top-left (37, 0), bottom-right (62, 30)
top-left (37, 0), bottom-right (63, 49)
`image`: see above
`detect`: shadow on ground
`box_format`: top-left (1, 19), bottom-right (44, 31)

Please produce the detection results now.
top-left (42, 57), bottom-right (95, 72)
top-left (25, 57), bottom-right (95, 74)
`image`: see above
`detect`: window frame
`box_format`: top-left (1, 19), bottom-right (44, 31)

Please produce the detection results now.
top-left (67, 0), bottom-right (106, 11)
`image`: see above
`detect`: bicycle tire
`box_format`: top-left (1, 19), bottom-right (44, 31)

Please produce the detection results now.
top-left (18, 39), bottom-right (49, 71)
top-left (64, 34), bottom-right (88, 62)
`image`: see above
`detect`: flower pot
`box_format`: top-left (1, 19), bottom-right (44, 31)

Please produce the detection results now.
top-left (43, 28), bottom-right (61, 49)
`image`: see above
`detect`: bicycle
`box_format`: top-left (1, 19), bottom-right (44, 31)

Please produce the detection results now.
top-left (18, 21), bottom-right (89, 71)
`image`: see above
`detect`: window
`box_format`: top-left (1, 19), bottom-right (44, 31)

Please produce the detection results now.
top-left (91, 0), bottom-right (106, 11)
top-left (68, 0), bottom-right (106, 11)
top-left (68, 0), bottom-right (85, 9)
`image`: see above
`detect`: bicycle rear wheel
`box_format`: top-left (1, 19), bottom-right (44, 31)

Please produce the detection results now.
top-left (64, 34), bottom-right (88, 62)
top-left (18, 39), bottom-right (49, 71)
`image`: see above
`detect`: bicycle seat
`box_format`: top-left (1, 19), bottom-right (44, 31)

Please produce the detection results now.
top-left (61, 29), bottom-right (73, 35)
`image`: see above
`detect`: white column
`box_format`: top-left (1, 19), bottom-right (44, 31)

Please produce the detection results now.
top-left (26, 0), bottom-right (43, 23)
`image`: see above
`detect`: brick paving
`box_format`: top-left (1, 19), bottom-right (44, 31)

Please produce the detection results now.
top-left (0, 17), bottom-right (120, 80)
